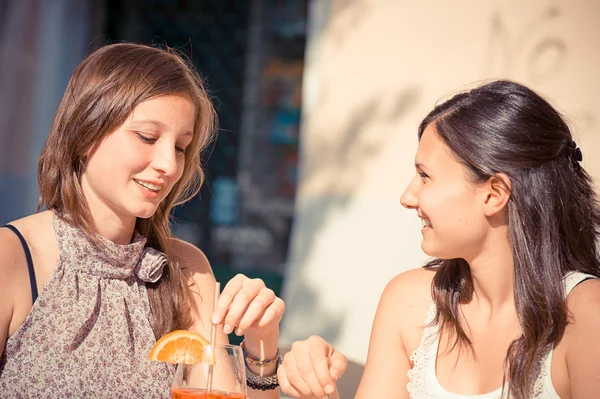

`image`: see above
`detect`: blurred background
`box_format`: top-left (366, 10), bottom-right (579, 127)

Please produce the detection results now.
top-left (2, 1), bottom-right (600, 396)
top-left (0, 0), bottom-right (304, 329)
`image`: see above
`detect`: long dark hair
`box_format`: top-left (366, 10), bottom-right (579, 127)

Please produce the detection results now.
top-left (38, 43), bottom-right (217, 338)
top-left (419, 80), bottom-right (600, 398)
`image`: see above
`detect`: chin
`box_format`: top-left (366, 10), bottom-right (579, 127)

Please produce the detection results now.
top-left (136, 213), bottom-right (156, 220)
top-left (133, 205), bottom-right (160, 220)
top-left (421, 241), bottom-right (450, 259)
top-left (421, 241), bottom-right (435, 256)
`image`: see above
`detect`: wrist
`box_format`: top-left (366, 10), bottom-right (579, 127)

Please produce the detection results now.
top-left (242, 326), bottom-right (279, 360)
top-left (242, 338), bottom-right (283, 390)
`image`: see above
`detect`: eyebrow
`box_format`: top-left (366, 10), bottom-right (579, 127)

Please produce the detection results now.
top-left (415, 162), bottom-right (433, 172)
top-left (131, 119), bottom-right (193, 137)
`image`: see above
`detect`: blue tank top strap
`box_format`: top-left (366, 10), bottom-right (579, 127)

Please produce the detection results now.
top-left (3, 224), bottom-right (38, 304)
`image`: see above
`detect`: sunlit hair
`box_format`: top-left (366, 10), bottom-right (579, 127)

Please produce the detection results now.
top-left (418, 80), bottom-right (600, 399)
top-left (38, 42), bottom-right (217, 338)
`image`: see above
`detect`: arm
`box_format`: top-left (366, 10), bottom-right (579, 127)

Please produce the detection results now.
top-left (0, 256), bottom-right (12, 358)
top-left (172, 239), bottom-right (283, 399)
top-left (355, 268), bottom-right (434, 398)
top-left (564, 278), bottom-right (600, 399)
top-left (0, 228), bottom-right (31, 359)
top-left (172, 239), bottom-right (224, 341)
top-left (279, 268), bottom-right (433, 399)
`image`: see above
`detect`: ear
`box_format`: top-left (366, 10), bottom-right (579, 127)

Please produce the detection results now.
top-left (481, 173), bottom-right (511, 217)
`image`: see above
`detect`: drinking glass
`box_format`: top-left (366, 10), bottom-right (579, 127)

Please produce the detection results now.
top-left (171, 344), bottom-right (247, 399)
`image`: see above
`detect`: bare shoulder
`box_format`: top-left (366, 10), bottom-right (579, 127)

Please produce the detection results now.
top-left (170, 238), bottom-right (217, 333)
top-left (356, 266), bottom-right (435, 396)
top-left (0, 210), bottom-right (54, 281)
top-left (170, 237), bottom-right (212, 275)
top-left (562, 278), bottom-right (600, 396)
top-left (0, 211), bottom-right (55, 348)
top-left (8, 210), bottom-right (54, 236)
top-left (382, 267), bottom-right (435, 312)
top-left (0, 226), bottom-right (27, 298)
top-left (0, 224), bottom-right (27, 264)
top-left (563, 277), bottom-right (600, 356)
top-left (170, 237), bottom-right (216, 294)
top-left (386, 266), bottom-right (435, 290)
top-left (5, 209), bottom-right (58, 270)
top-left (0, 226), bottom-right (19, 355)
top-left (379, 267), bottom-right (436, 353)
top-left (565, 278), bottom-right (600, 328)
top-left (378, 267), bottom-right (435, 323)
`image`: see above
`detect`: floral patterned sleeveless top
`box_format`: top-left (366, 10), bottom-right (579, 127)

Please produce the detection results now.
top-left (0, 213), bottom-right (175, 398)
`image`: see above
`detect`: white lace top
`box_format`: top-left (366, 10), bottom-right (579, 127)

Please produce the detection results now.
top-left (406, 271), bottom-right (597, 399)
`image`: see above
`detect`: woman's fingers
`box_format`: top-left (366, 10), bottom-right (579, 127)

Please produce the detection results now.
top-left (328, 349), bottom-right (348, 381)
top-left (211, 274), bottom-right (246, 327)
top-left (280, 350), bottom-right (315, 397)
top-left (306, 338), bottom-right (337, 395)
top-left (294, 341), bottom-right (329, 397)
top-left (279, 336), bottom-right (345, 398)
top-left (210, 274), bottom-right (283, 335)
top-left (254, 296), bottom-right (285, 329)
top-left (278, 358), bottom-right (302, 397)
top-left (235, 287), bottom-right (276, 334)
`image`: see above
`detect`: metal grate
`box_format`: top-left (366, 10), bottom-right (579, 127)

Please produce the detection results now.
top-left (100, 0), bottom-right (308, 280)
top-left (101, 0), bottom-right (250, 250)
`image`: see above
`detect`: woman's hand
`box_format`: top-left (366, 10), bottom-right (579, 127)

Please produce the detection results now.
top-left (208, 274), bottom-right (283, 397)
top-left (210, 274), bottom-right (284, 339)
top-left (278, 335), bottom-right (347, 399)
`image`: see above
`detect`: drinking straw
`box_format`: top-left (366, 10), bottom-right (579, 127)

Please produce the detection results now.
top-left (206, 281), bottom-right (220, 393)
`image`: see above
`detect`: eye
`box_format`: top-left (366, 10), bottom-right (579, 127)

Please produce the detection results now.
top-left (136, 133), bottom-right (156, 144)
top-left (175, 146), bottom-right (186, 154)
top-left (418, 171), bottom-right (429, 181)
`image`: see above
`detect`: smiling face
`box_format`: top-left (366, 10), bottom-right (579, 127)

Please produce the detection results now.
top-left (401, 124), bottom-right (490, 260)
top-left (81, 94), bottom-right (196, 224)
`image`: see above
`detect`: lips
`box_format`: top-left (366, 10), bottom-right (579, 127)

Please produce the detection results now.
top-left (419, 215), bottom-right (432, 228)
top-left (134, 179), bottom-right (164, 192)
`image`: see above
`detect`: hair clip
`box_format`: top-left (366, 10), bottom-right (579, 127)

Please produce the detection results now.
top-left (573, 147), bottom-right (583, 162)
top-left (567, 140), bottom-right (583, 163)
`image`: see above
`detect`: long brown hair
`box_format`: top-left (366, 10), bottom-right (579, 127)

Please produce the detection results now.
top-left (418, 80), bottom-right (600, 398)
top-left (37, 43), bottom-right (217, 338)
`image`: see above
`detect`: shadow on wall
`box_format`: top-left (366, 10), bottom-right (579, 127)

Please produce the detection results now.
top-left (303, 87), bottom-right (421, 196)
top-left (481, 5), bottom-right (567, 83)
top-left (481, 3), bottom-right (598, 181)
top-left (285, 1), bottom-right (600, 395)
top-left (280, 1), bottom-right (423, 394)
top-left (280, 83), bottom-right (421, 343)
top-left (282, 62), bottom-right (421, 399)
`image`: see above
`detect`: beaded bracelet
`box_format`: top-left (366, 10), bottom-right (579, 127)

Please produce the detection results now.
top-left (241, 340), bottom-right (283, 391)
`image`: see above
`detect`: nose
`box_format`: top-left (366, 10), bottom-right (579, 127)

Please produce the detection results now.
top-left (400, 177), bottom-right (419, 209)
top-left (152, 142), bottom-right (179, 177)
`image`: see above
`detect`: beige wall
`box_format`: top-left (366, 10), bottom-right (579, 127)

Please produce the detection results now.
top-left (280, 0), bottom-right (600, 369)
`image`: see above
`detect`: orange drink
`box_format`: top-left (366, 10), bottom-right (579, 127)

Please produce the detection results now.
top-left (171, 388), bottom-right (246, 399)
top-left (148, 331), bottom-right (245, 397)
top-left (171, 344), bottom-right (246, 398)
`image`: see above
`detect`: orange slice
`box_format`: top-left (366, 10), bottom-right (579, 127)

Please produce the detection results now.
top-left (148, 330), bottom-right (215, 365)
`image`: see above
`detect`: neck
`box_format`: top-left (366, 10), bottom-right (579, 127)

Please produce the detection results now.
top-left (465, 225), bottom-right (515, 315)
top-left (82, 188), bottom-right (137, 245)
top-left (91, 211), bottom-right (137, 245)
